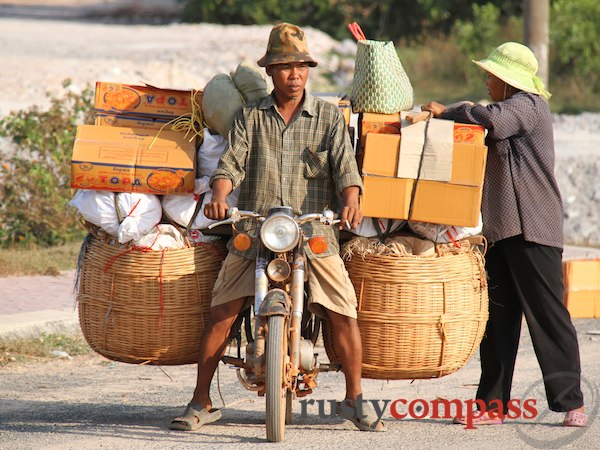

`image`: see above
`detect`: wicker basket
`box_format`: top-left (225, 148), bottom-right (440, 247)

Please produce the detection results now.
top-left (77, 235), bottom-right (226, 365)
top-left (324, 239), bottom-right (488, 379)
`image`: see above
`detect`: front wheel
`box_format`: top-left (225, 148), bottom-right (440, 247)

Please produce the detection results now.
top-left (265, 315), bottom-right (287, 442)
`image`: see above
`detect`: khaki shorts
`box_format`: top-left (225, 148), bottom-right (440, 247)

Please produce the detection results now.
top-left (211, 252), bottom-right (358, 319)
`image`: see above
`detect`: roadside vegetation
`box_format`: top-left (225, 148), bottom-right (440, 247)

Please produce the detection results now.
top-left (0, 330), bottom-right (91, 366)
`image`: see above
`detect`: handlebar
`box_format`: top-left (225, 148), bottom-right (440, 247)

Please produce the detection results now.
top-left (207, 207), bottom-right (341, 229)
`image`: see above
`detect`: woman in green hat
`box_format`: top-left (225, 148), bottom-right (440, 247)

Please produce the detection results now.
top-left (422, 42), bottom-right (587, 427)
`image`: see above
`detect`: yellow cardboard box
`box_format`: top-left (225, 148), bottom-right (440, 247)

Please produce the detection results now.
top-left (94, 82), bottom-right (203, 119)
top-left (563, 259), bottom-right (600, 318)
top-left (360, 133), bottom-right (487, 227)
top-left (359, 113), bottom-right (486, 148)
top-left (71, 124), bottom-right (196, 195)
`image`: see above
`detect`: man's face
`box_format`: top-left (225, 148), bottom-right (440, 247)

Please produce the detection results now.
top-left (268, 62), bottom-right (309, 100)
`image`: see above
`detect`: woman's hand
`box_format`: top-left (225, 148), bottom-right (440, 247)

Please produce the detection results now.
top-left (421, 101), bottom-right (447, 118)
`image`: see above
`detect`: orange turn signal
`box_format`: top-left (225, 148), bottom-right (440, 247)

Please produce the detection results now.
top-left (233, 233), bottom-right (253, 251)
top-left (308, 236), bottom-right (328, 254)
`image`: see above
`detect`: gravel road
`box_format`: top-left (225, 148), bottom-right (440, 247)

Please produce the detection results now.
top-left (1, 318), bottom-right (599, 450)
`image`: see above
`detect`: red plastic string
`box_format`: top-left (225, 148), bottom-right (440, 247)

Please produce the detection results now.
top-left (158, 250), bottom-right (166, 329)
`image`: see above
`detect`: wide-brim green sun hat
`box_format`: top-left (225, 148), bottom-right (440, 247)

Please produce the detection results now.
top-left (472, 41), bottom-right (551, 99)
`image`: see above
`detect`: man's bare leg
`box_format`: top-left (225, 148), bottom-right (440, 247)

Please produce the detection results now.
top-left (190, 297), bottom-right (247, 410)
top-left (327, 311), bottom-right (362, 399)
top-left (328, 310), bottom-right (385, 431)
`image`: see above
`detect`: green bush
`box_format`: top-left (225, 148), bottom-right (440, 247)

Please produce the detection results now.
top-left (0, 80), bottom-right (94, 248)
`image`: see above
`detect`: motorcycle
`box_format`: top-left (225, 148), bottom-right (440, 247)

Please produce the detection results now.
top-left (208, 206), bottom-right (342, 442)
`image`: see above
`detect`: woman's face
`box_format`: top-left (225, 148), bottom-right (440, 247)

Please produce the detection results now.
top-left (486, 73), bottom-right (508, 102)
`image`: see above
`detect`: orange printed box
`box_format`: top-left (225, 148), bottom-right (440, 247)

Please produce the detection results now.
top-left (94, 82), bottom-right (203, 119)
top-left (360, 113), bottom-right (486, 148)
top-left (71, 124), bottom-right (196, 195)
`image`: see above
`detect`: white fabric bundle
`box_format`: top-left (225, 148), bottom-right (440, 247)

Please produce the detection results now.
top-left (68, 190), bottom-right (162, 243)
top-left (162, 176), bottom-right (240, 230)
top-left (408, 214), bottom-right (483, 244)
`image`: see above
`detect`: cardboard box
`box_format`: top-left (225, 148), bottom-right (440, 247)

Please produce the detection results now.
top-left (361, 176), bottom-right (484, 227)
top-left (339, 99), bottom-right (351, 124)
top-left (362, 134), bottom-right (487, 186)
top-left (95, 114), bottom-right (172, 131)
top-left (359, 113), bottom-right (486, 148)
top-left (563, 259), bottom-right (600, 318)
top-left (360, 134), bottom-right (487, 227)
top-left (71, 124), bottom-right (196, 195)
top-left (94, 82), bottom-right (203, 119)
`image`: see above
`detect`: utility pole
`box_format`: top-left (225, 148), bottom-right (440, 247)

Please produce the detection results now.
top-left (524, 0), bottom-right (549, 86)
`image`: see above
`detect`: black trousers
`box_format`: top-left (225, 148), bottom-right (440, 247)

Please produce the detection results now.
top-left (476, 235), bottom-right (584, 413)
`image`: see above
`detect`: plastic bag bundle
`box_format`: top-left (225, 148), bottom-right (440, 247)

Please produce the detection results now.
top-left (408, 214), bottom-right (483, 244)
top-left (68, 190), bottom-right (162, 243)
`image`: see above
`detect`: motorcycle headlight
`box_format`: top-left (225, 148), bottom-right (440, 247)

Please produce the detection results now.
top-left (260, 213), bottom-right (300, 253)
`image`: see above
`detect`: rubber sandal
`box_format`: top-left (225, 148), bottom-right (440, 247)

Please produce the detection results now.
top-left (336, 400), bottom-right (387, 432)
top-left (169, 402), bottom-right (222, 431)
top-left (452, 411), bottom-right (504, 426)
top-left (563, 410), bottom-right (588, 427)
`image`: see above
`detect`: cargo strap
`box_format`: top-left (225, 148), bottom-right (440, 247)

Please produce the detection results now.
top-left (374, 217), bottom-right (395, 243)
top-left (407, 111), bottom-right (432, 221)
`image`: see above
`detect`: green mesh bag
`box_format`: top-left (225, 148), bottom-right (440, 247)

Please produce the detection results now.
top-left (350, 39), bottom-right (414, 114)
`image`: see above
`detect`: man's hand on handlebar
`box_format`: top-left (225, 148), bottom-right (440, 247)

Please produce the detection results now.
top-left (204, 198), bottom-right (229, 220)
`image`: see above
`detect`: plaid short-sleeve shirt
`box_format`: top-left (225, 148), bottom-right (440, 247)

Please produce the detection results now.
top-left (211, 91), bottom-right (363, 258)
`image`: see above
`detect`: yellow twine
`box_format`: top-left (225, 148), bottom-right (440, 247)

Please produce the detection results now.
top-left (148, 88), bottom-right (205, 149)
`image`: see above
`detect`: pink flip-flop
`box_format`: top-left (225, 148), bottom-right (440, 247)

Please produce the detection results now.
top-left (452, 411), bottom-right (504, 426)
top-left (563, 410), bottom-right (588, 427)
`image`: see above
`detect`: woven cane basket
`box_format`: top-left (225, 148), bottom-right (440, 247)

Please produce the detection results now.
top-left (324, 239), bottom-right (488, 379)
top-left (77, 235), bottom-right (226, 365)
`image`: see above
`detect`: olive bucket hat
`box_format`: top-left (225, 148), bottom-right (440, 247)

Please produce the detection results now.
top-left (257, 23), bottom-right (318, 68)
top-left (473, 42), bottom-right (551, 99)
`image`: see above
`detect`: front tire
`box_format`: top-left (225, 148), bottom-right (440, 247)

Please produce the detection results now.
top-left (265, 315), bottom-right (287, 442)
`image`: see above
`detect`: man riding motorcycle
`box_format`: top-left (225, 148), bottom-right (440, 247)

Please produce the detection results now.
top-left (169, 22), bottom-right (385, 433)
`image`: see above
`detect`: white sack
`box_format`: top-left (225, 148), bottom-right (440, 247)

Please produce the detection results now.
top-left (197, 129), bottom-right (228, 178)
top-left (408, 214), bottom-right (483, 244)
top-left (350, 217), bottom-right (405, 238)
top-left (68, 190), bottom-right (162, 243)
top-left (132, 224), bottom-right (187, 250)
top-left (162, 177), bottom-right (240, 230)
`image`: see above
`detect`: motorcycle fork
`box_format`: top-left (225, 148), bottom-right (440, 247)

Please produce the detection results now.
top-left (253, 247), bottom-right (269, 377)
top-left (288, 247), bottom-right (305, 378)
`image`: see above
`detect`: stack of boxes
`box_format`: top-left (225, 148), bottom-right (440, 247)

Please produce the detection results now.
top-left (355, 112), bottom-right (487, 228)
top-left (71, 82), bottom-right (203, 195)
